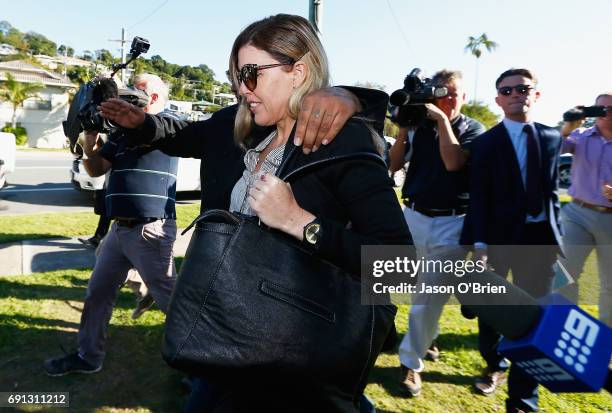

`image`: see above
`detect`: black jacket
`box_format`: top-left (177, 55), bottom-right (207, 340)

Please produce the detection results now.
top-left (136, 89), bottom-right (412, 412)
top-left (460, 122), bottom-right (562, 246)
top-left (140, 111), bottom-right (412, 275)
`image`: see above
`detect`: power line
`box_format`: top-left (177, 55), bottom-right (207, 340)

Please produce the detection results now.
top-left (127, 0), bottom-right (170, 31)
top-left (384, 0), bottom-right (414, 57)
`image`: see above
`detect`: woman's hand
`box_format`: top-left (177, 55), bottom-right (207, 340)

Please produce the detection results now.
top-left (99, 98), bottom-right (146, 129)
top-left (249, 174), bottom-right (315, 240)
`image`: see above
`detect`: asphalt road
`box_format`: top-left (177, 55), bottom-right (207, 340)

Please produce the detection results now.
top-left (0, 151), bottom-right (199, 216)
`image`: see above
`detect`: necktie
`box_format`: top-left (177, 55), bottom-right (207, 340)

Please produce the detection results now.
top-left (524, 125), bottom-right (543, 217)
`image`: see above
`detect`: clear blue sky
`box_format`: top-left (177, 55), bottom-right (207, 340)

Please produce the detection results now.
top-left (2, 0), bottom-right (610, 124)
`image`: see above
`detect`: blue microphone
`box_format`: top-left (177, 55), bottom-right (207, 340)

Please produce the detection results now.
top-left (497, 293), bottom-right (612, 393)
top-left (454, 270), bottom-right (612, 393)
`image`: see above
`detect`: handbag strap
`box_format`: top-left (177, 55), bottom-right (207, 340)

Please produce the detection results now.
top-left (182, 209), bottom-right (241, 234)
top-left (182, 147), bottom-right (387, 235)
top-left (276, 143), bottom-right (387, 182)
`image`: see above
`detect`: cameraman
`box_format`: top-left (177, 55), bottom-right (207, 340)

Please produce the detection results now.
top-left (559, 92), bottom-right (612, 327)
top-left (388, 69), bottom-right (485, 397)
top-left (44, 73), bottom-right (180, 376)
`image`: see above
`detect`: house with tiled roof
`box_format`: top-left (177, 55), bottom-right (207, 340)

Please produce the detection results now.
top-left (35, 54), bottom-right (94, 70)
top-left (0, 60), bottom-right (76, 147)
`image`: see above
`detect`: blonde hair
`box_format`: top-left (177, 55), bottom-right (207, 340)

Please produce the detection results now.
top-left (229, 14), bottom-right (330, 146)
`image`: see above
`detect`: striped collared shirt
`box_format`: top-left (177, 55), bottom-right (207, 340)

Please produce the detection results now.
top-left (229, 131), bottom-right (285, 215)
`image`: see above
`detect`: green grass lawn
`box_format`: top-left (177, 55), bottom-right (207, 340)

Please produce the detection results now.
top-left (0, 256), bottom-right (609, 412)
top-left (0, 204), bottom-right (201, 244)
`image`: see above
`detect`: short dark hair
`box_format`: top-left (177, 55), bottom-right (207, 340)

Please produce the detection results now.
top-left (432, 69), bottom-right (462, 87)
top-left (495, 68), bottom-right (537, 89)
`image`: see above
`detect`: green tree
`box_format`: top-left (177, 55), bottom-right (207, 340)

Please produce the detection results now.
top-left (95, 49), bottom-right (114, 65)
top-left (461, 101), bottom-right (500, 130)
top-left (66, 66), bottom-right (90, 85)
top-left (57, 44), bottom-right (74, 57)
top-left (0, 72), bottom-right (44, 128)
top-left (2, 28), bottom-right (27, 52)
top-left (24, 32), bottom-right (57, 56)
top-left (464, 33), bottom-right (498, 103)
top-left (81, 50), bottom-right (94, 61)
top-left (170, 77), bottom-right (186, 100)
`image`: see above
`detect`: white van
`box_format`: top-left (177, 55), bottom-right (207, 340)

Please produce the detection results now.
top-left (70, 156), bottom-right (201, 192)
top-left (0, 132), bottom-right (16, 189)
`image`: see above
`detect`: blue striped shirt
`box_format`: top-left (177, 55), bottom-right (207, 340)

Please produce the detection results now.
top-left (100, 121), bottom-right (179, 219)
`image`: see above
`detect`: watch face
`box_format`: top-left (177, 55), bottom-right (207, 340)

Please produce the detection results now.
top-left (305, 223), bottom-right (321, 244)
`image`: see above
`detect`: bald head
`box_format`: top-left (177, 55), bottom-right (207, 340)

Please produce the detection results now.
top-left (596, 92), bottom-right (612, 106)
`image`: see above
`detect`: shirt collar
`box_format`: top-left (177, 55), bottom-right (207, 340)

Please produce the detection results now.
top-left (586, 125), bottom-right (603, 137)
top-left (502, 117), bottom-right (536, 137)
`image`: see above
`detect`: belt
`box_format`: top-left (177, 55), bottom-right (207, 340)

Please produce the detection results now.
top-left (115, 217), bottom-right (159, 228)
top-left (572, 198), bottom-right (612, 214)
top-left (403, 200), bottom-right (467, 217)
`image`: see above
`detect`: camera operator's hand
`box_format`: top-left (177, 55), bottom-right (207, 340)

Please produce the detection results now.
top-left (603, 183), bottom-right (612, 200)
top-left (99, 98), bottom-right (146, 129)
top-left (424, 103), bottom-right (448, 123)
top-left (82, 131), bottom-right (101, 158)
top-left (561, 118), bottom-right (585, 137)
top-left (294, 87), bottom-right (361, 154)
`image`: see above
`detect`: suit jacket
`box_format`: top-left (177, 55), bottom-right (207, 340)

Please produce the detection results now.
top-left (460, 121), bottom-right (562, 246)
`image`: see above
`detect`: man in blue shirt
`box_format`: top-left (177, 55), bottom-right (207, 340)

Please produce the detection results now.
top-left (44, 73), bottom-right (180, 375)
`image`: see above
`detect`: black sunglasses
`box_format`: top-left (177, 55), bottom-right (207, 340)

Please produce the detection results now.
top-left (497, 84), bottom-right (535, 96)
top-left (236, 62), bottom-right (293, 92)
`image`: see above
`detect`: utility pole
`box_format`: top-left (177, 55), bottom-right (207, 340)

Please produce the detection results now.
top-left (62, 45), bottom-right (67, 77)
top-left (108, 28), bottom-right (128, 83)
top-left (309, 0), bottom-right (323, 33)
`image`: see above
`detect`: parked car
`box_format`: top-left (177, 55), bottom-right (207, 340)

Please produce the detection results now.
top-left (70, 156), bottom-right (201, 192)
top-left (559, 153), bottom-right (573, 188)
top-left (0, 132), bottom-right (16, 189)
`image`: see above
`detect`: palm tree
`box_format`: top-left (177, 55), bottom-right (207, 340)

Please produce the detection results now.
top-left (0, 72), bottom-right (44, 129)
top-left (465, 33), bottom-right (498, 103)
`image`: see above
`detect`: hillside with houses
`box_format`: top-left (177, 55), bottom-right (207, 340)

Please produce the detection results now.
top-left (0, 20), bottom-right (234, 148)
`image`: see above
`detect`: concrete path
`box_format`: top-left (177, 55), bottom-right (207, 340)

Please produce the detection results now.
top-left (0, 228), bottom-right (194, 276)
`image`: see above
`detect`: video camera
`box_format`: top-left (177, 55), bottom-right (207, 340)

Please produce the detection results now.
top-left (389, 68), bottom-right (448, 127)
top-left (563, 105), bottom-right (609, 122)
top-left (63, 36), bottom-right (151, 155)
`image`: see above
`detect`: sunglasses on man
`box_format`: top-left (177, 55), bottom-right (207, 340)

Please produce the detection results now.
top-left (497, 84), bottom-right (535, 96)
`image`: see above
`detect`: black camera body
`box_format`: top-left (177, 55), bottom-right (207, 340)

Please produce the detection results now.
top-left (63, 36), bottom-right (150, 155)
top-left (389, 68), bottom-right (448, 127)
top-left (563, 105), bottom-right (608, 122)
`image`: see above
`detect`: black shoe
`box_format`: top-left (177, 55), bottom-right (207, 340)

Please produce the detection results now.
top-left (132, 294), bottom-right (155, 319)
top-left (78, 236), bottom-right (100, 248)
top-left (424, 340), bottom-right (440, 361)
top-left (44, 351), bottom-right (102, 376)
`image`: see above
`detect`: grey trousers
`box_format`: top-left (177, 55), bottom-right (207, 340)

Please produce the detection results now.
top-left (560, 202), bottom-right (612, 326)
top-left (78, 219), bottom-right (177, 366)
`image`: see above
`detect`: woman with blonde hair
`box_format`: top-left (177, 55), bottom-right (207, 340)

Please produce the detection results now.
top-left (185, 14), bottom-right (412, 412)
top-left (101, 13), bottom-right (412, 413)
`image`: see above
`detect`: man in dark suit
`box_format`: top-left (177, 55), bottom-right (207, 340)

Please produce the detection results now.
top-left (461, 68), bottom-right (562, 413)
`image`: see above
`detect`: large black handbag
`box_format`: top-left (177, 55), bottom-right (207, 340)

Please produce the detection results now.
top-left (162, 151), bottom-right (397, 400)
